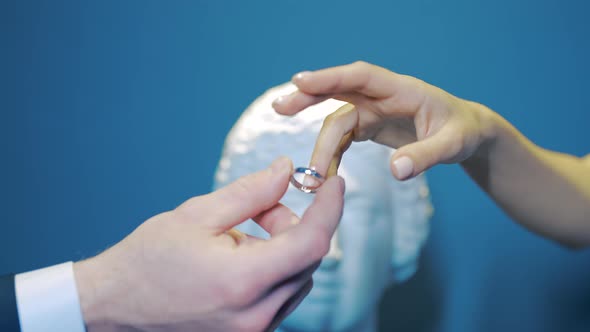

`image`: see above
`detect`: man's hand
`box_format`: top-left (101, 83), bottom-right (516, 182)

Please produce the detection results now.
top-left (74, 157), bottom-right (345, 332)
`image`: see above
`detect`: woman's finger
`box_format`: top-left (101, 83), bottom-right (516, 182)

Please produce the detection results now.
top-left (326, 130), bottom-right (354, 177)
top-left (308, 103), bottom-right (358, 178)
top-left (272, 85), bottom-right (371, 116)
top-left (292, 61), bottom-right (399, 99)
top-left (272, 90), bottom-right (329, 116)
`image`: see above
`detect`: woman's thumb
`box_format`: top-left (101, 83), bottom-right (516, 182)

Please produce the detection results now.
top-left (390, 134), bottom-right (452, 180)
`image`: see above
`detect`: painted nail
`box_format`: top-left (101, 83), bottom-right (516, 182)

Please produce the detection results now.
top-left (272, 95), bottom-right (286, 108)
top-left (393, 156), bottom-right (414, 180)
top-left (293, 71), bottom-right (312, 83)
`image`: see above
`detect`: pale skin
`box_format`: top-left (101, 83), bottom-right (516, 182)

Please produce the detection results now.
top-left (272, 61), bottom-right (590, 248)
top-left (73, 157), bottom-right (345, 332)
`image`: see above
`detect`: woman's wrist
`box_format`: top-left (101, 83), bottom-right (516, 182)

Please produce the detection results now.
top-left (459, 100), bottom-right (536, 190)
top-left (463, 100), bottom-right (505, 163)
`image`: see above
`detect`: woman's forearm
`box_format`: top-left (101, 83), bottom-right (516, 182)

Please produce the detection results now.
top-left (462, 103), bottom-right (590, 248)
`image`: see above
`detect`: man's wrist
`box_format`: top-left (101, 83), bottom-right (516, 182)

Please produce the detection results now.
top-left (74, 259), bottom-right (102, 329)
top-left (74, 258), bottom-right (124, 331)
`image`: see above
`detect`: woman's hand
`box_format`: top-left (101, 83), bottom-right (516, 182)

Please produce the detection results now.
top-left (272, 61), bottom-right (590, 248)
top-left (272, 61), bottom-right (496, 180)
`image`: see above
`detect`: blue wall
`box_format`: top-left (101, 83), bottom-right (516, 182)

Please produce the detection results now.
top-left (3, 1), bottom-right (590, 331)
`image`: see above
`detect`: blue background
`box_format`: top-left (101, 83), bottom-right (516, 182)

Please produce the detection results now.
top-left (3, 1), bottom-right (590, 331)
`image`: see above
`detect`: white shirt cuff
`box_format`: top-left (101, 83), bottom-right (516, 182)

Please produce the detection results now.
top-left (15, 262), bottom-right (86, 332)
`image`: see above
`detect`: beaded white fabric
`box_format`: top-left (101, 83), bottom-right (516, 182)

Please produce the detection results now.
top-left (213, 83), bottom-right (433, 332)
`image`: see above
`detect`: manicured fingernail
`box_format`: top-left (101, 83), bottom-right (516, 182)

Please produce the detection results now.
top-left (293, 71), bottom-right (312, 83)
top-left (272, 95), bottom-right (287, 108)
top-left (393, 156), bottom-right (414, 179)
top-left (270, 156), bottom-right (292, 175)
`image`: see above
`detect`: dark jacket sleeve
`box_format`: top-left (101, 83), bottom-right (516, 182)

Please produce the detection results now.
top-left (0, 274), bottom-right (21, 331)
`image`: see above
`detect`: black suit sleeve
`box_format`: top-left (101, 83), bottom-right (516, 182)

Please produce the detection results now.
top-left (0, 274), bottom-right (21, 331)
